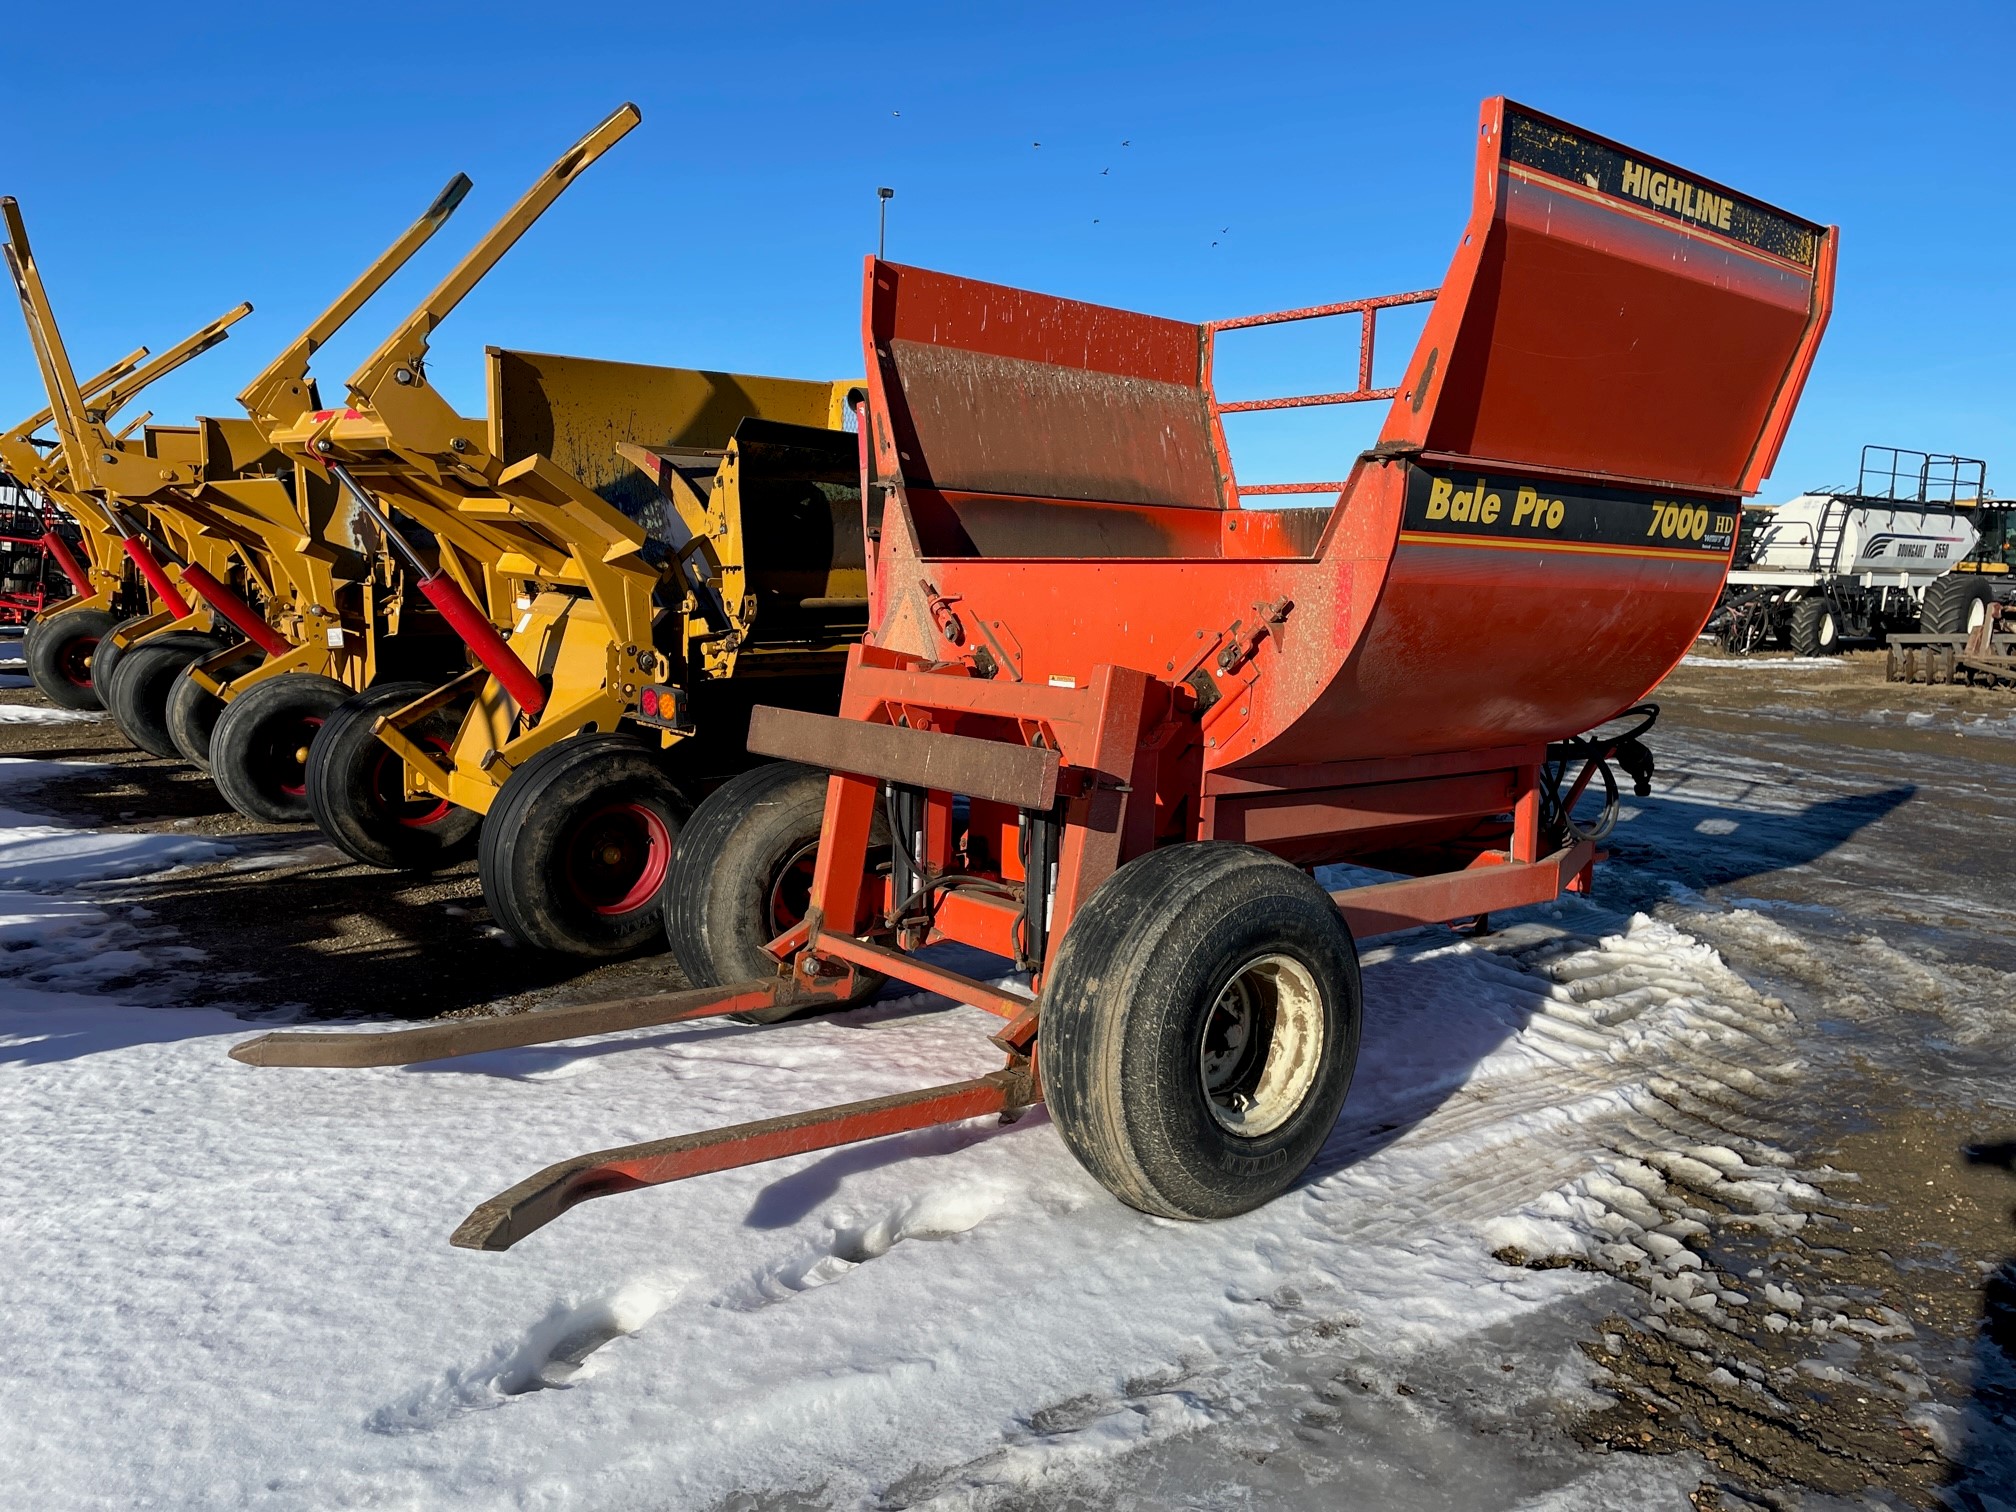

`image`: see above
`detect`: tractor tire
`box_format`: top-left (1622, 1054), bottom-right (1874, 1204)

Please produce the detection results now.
top-left (165, 654), bottom-right (258, 770)
top-left (210, 673), bottom-right (353, 822)
top-left (89, 614), bottom-right (161, 700)
top-left (664, 761), bottom-right (890, 1020)
top-left (1039, 842), bottom-right (1362, 1221)
top-left (306, 681), bottom-right (479, 870)
top-left (479, 733), bottom-right (686, 957)
top-left (24, 607), bottom-right (115, 709)
top-left (1920, 573), bottom-right (1995, 637)
top-left (104, 635), bottom-right (226, 758)
top-left (1788, 599), bottom-right (1842, 657)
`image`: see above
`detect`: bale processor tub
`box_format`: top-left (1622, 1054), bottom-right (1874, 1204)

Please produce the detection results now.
top-left (233, 99), bottom-right (1836, 1251)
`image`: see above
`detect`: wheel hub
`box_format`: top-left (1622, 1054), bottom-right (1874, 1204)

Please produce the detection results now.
top-left (1199, 954), bottom-right (1325, 1138)
top-left (367, 738), bottom-right (455, 828)
top-left (564, 800), bottom-right (672, 916)
top-left (766, 840), bottom-right (820, 936)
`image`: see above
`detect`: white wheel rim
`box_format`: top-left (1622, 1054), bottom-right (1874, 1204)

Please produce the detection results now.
top-left (1968, 599), bottom-right (1988, 633)
top-left (1198, 953), bottom-right (1325, 1137)
top-left (1819, 613), bottom-right (1836, 647)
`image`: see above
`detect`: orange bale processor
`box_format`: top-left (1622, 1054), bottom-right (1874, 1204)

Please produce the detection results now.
top-left (235, 99), bottom-right (1836, 1251)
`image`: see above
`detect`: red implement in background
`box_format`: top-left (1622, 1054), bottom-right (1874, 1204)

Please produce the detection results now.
top-left (0, 487), bottom-right (89, 625)
top-left (233, 99), bottom-right (1837, 1251)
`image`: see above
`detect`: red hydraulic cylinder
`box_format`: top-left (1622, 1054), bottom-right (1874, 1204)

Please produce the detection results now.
top-left (178, 565), bottom-right (290, 657)
top-left (120, 536), bottom-right (190, 617)
top-left (41, 532), bottom-right (89, 594)
top-left (416, 572), bottom-right (548, 716)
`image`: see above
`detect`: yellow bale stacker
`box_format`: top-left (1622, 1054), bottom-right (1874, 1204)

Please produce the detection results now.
top-left (4, 207), bottom-right (261, 712)
top-left (0, 185), bottom-right (509, 813)
top-left (270, 107), bottom-right (872, 954)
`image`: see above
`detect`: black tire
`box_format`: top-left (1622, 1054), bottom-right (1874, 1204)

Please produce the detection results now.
top-left (89, 614), bottom-right (161, 699)
top-left (1040, 843), bottom-right (1363, 1221)
top-left (306, 681), bottom-right (480, 870)
top-left (166, 653), bottom-right (261, 770)
top-left (1920, 573), bottom-right (1995, 637)
top-left (664, 761), bottom-right (889, 1020)
top-left (24, 607), bottom-right (115, 709)
top-left (1787, 598), bottom-right (1841, 657)
top-left (478, 733), bottom-right (687, 957)
top-left (104, 635), bottom-right (226, 758)
top-left (210, 673), bottom-right (353, 822)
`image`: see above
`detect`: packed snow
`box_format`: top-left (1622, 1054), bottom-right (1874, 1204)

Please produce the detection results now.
top-left (1676, 655), bottom-right (1843, 670)
top-left (0, 759), bottom-right (1821, 1509)
top-left (0, 702), bottom-right (100, 724)
top-left (0, 760), bottom-right (229, 885)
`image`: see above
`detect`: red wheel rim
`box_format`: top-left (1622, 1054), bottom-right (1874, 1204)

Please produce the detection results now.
top-left (260, 713), bottom-right (326, 799)
top-left (562, 800), bottom-right (672, 916)
top-left (367, 738), bottom-right (455, 829)
top-left (767, 840), bottom-right (820, 936)
top-left (56, 635), bottom-right (97, 688)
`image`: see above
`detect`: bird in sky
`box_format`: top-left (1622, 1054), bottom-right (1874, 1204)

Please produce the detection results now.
top-left (1122, 139), bottom-right (1131, 147)
top-left (892, 110), bottom-right (900, 117)
top-left (1033, 141), bottom-right (1041, 148)
top-left (1101, 167), bottom-right (1109, 175)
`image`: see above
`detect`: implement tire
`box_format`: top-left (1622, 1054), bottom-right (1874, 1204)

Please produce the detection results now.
top-left (105, 635), bottom-right (225, 758)
top-left (1788, 598), bottom-right (1841, 657)
top-left (24, 607), bottom-right (115, 710)
top-left (479, 733), bottom-right (686, 957)
top-left (1920, 573), bottom-right (1995, 637)
top-left (664, 761), bottom-right (889, 1021)
top-left (210, 673), bottom-right (352, 822)
top-left (89, 614), bottom-right (160, 699)
top-left (166, 654), bottom-right (259, 770)
top-left (306, 681), bottom-right (479, 870)
top-left (1040, 842), bottom-right (1362, 1221)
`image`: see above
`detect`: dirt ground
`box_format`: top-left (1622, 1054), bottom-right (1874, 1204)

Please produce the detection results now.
top-left (4, 643), bottom-right (2013, 1508)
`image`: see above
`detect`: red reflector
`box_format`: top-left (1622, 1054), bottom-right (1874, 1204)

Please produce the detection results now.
top-left (640, 688), bottom-right (659, 717)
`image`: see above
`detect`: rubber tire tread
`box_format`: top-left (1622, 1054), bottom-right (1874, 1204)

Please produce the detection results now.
top-left (24, 607), bottom-right (115, 710)
top-left (1040, 842), bottom-right (1363, 1222)
top-left (1920, 572), bottom-right (1995, 636)
top-left (477, 732), bottom-right (686, 958)
top-left (166, 653), bottom-right (258, 770)
top-left (663, 761), bottom-right (888, 1021)
top-left (90, 614), bottom-right (162, 698)
top-left (210, 673), bottom-right (353, 822)
top-left (305, 681), bottom-right (479, 870)
top-left (1787, 599), bottom-right (1838, 657)
top-left (105, 636), bottom-right (225, 758)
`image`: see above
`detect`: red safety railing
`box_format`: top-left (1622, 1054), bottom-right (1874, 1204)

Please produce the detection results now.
top-left (1204, 288), bottom-right (1437, 498)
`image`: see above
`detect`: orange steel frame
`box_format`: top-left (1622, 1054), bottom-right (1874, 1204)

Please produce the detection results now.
top-left (1203, 289), bottom-right (1438, 499)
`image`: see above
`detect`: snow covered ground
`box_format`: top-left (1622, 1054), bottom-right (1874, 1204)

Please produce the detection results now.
top-left (0, 752), bottom-right (1832, 1509)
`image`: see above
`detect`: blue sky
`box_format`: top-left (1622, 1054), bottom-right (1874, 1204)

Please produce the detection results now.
top-left (3, 1), bottom-right (2010, 501)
